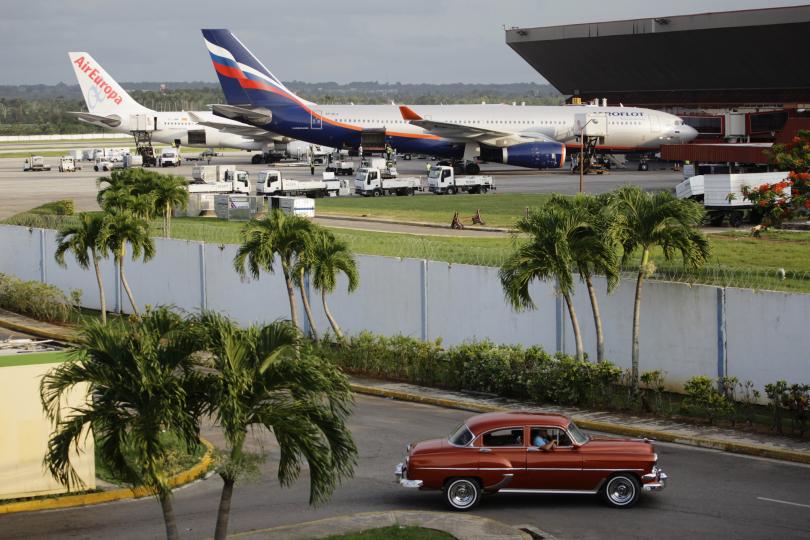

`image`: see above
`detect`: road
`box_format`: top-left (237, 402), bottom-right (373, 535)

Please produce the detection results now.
top-left (2, 395), bottom-right (809, 540)
top-left (0, 154), bottom-right (683, 220)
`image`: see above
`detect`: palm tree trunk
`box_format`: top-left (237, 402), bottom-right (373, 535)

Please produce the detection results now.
top-left (563, 292), bottom-right (584, 362)
top-left (584, 273), bottom-right (604, 363)
top-left (631, 248), bottom-right (650, 393)
top-left (214, 476), bottom-right (235, 540)
top-left (158, 491), bottom-right (179, 540)
top-left (299, 269), bottom-right (318, 341)
top-left (322, 288), bottom-right (344, 340)
top-left (282, 264), bottom-right (301, 330)
top-left (92, 252), bottom-right (106, 325)
top-left (165, 202), bottom-right (171, 238)
top-left (119, 247), bottom-right (140, 316)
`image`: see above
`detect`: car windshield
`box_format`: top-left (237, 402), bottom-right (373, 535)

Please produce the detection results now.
top-left (448, 424), bottom-right (474, 446)
top-left (568, 421), bottom-right (589, 445)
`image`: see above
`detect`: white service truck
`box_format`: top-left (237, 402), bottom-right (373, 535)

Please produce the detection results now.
top-left (23, 156), bottom-right (51, 171)
top-left (157, 147), bottom-right (181, 167)
top-left (354, 167), bottom-right (421, 197)
top-left (427, 165), bottom-right (494, 194)
top-left (188, 164), bottom-right (250, 194)
top-left (256, 169), bottom-right (339, 197)
top-left (325, 159), bottom-right (355, 176)
top-left (675, 171), bottom-right (789, 226)
top-left (58, 156), bottom-right (80, 172)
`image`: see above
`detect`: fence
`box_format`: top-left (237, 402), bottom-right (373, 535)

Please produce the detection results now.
top-left (0, 224), bottom-right (807, 397)
top-left (0, 133), bottom-right (130, 143)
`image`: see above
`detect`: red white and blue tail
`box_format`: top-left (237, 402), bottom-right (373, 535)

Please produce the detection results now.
top-left (201, 29), bottom-right (312, 109)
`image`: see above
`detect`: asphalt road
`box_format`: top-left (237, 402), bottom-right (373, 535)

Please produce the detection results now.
top-left (0, 154), bottom-right (684, 221)
top-left (2, 395), bottom-right (809, 540)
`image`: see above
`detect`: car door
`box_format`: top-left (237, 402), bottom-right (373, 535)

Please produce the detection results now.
top-left (525, 426), bottom-right (586, 490)
top-left (475, 426), bottom-right (528, 490)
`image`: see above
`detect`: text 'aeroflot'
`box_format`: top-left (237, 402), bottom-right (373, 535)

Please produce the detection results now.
top-left (201, 29), bottom-right (697, 172)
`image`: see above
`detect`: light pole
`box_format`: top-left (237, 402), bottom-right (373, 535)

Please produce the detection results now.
top-left (578, 118), bottom-right (595, 194)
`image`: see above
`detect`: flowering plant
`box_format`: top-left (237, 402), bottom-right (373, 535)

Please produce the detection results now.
top-left (741, 173), bottom-right (808, 226)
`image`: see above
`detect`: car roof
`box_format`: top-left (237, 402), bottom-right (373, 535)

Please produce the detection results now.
top-left (465, 412), bottom-right (570, 435)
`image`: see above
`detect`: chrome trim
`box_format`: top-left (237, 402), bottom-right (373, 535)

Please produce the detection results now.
top-left (587, 468), bottom-right (645, 472)
top-left (500, 488), bottom-right (599, 495)
top-left (419, 467), bottom-right (479, 471)
top-left (485, 473), bottom-right (514, 492)
top-left (642, 470), bottom-right (668, 492)
top-left (395, 462), bottom-right (423, 489)
top-left (527, 467), bottom-right (582, 471)
top-left (400, 478), bottom-right (424, 488)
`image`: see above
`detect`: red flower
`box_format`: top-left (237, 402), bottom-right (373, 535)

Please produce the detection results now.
top-left (804, 199), bottom-right (810, 209)
top-left (759, 200), bottom-right (768, 207)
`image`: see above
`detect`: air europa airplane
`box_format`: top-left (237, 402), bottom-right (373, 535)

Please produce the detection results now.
top-left (201, 29), bottom-right (698, 173)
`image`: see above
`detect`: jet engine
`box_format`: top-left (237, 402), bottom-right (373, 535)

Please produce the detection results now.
top-left (481, 142), bottom-right (566, 170)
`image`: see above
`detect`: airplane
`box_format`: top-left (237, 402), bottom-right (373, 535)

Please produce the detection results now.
top-left (67, 51), bottom-right (322, 163)
top-left (200, 29), bottom-right (698, 174)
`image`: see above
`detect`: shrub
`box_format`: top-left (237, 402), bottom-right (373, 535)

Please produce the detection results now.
top-left (683, 376), bottom-right (734, 424)
top-left (640, 370), bottom-right (667, 413)
top-left (766, 380), bottom-right (810, 436)
top-left (765, 380), bottom-right (789, 433)
top-left (0, 272), bottom-right (79, 323)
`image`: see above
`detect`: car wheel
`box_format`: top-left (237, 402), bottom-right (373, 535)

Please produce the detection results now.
top-left (373, 189), bottom-right (382, 197)
top-left (448, 187), bottom-right (456, 195)
top-left (445, 478), bottom-right (481, 511)
top-left (603, 473), bottom-right (641, 508)
top-left (407, 187), bottom-right (415, 196)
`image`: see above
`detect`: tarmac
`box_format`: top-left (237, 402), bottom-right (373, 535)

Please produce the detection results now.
top-left (2, 308), bottom-right (809, 539)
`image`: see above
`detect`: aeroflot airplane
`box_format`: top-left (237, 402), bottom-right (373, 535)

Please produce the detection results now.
top-left (201, 29), bottom-right (698, 173)
top-left (68, 51), bottom-right (288, 152)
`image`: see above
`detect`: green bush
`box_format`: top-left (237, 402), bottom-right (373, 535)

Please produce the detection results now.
top-left (682, 376), bottom-right (734, 424)
top-left (28, 200), bottom-right (74, 216)
top-left (765, 380), bottom-right (810, 436)
top-left (0, 273), bottom-right (80, 323)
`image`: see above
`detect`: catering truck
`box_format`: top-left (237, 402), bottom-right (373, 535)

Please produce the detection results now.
top-left (427, 165), bottom-right (494, 194)
top-left (354, 166), bottom-right (421, 196)
top-left (255, 169), bottom-right (339, 197)
top-left (188, 164), bottom-right (250, 194)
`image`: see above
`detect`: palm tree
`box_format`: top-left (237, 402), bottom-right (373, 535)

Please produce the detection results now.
top-left (100, 209), bottom-right (155, 316)
top-left (612, 186), bottom-right (710, 391)
top-left (40, 308), bottom-right (206, 540)
top-left (546, 194), bottom-right (620, 363)
top-left (293, 263), bottom-right (320, 341)
top-left (54, 213), bottom-right (110, 324)
top-left (150, 174), bottom-right (189, 238)
top-left (307, 230), bottom-right (359, 340)
top-left (194, 312), bottom-right (357, 540)
top-left (98, 169), bottom-right (157, 220)
top-left (233, 210), bottom-right (314, 331)
top-left (500, 206), bottom-right (590, 362)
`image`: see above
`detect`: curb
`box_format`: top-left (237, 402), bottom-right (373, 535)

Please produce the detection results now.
top-left (350, 383), bottom-right (810, 466)
top-left (0, 438), bottom-right (214, 515)
top-left (316, 213), bottom-right (512, 233)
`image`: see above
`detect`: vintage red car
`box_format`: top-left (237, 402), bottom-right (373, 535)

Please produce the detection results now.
top-left (395, 411), bottom-right (667, 510)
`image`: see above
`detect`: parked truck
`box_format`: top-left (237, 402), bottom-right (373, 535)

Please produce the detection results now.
top-left (23, 156), bottom-right (51, 171)
top-left (157, 147), bottom-right (181, 167)
top-left (188, 164), bottom-right (250, 194)
top-left (675, 171), bottom-right (790, 226)
top-left (256, 169), bottom-right (339, 197)
top-left (354, 166), bottom-right (421, 197)
top-left (324, 159), bottom-right (355, 176)
top-left (427, 165), bottom-right (494, 194)
top-left (58, 156), bottom-right (80, 172)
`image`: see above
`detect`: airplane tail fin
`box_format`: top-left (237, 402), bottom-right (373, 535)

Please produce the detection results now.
top-left (68, 52), bottom-right (149, 116)
top-left (201, 29), bottom-right (311, 109)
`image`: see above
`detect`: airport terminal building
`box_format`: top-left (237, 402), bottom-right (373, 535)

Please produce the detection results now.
top-left (505, 5), bottom-right (810, 164)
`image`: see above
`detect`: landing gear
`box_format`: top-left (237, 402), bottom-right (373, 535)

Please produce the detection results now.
top-left (464, 162), bottom-right (480, 175)
top-left (252, 154), bottom-right (263, 164)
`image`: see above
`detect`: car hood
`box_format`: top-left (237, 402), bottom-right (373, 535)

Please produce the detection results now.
top-left (410, 438), bottom-right (449, 455)
top-left (580, 436), bottom-right (655, 455)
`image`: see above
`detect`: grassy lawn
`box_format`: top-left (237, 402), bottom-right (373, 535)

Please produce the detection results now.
top-left (317, 193), bottom-right (551, 228)
top-left (321, 526), bottom-right (454, 540)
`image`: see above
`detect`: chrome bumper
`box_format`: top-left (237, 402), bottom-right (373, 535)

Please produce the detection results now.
top-left (642, 466), bottom-right (668, 492)
top-left (395, 462), bottom-right (423, 489)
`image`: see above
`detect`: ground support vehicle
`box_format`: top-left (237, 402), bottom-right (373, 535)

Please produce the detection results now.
top-left (427, 165), bottom-right (494, 194)
top-left (157, 147), bottom-right (181, 167)
top-left (396, 412), bottom-right (666, 511)
top-left (325, 159), bottom-right (355, 176)
top-left (58, 157), bottom-right (81, 172)
top-left (22, 156), bottom-right (51, 172)
top-left (269, 196), bottom-right (315, 217)
top-left (676, 171), bottom-right (789, 226)
top-left (256, 169), bottom-right (339, 198)
top-left (354, 167), bottom-right (421, 197)
top-left (188, 165), bottom-right (250, 194)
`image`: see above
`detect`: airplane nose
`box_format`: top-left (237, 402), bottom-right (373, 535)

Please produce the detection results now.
top-left (682, 124), bottom-right (698, 142)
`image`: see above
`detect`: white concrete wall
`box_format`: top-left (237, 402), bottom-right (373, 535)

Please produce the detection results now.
top-left (1, 224), bottom-right (808, 396)
top-left (0, 133), bottom-right (130, 142)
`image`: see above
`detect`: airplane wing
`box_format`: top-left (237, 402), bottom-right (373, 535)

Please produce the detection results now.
top-left (67, 111), bottom-right (121, 128)
top-left (211, 104), bottom-right (273, 126)
top-left (188, 112), bottom-right (288, 143)
top-left (399, 105), bottom-right (557, 146)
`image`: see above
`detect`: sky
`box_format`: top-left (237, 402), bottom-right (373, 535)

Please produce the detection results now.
top-left (0, 0), bottom-right (804, 85)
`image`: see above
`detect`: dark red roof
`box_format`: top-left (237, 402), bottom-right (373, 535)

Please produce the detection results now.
top-left (466, 412), bottom-right (570, 435)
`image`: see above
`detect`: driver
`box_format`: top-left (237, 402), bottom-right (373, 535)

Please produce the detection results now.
top-left (532, 429), bottom-right (557, 451)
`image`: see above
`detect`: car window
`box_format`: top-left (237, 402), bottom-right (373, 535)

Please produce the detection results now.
top-left (567, 422), bottom-right (589, 445)
top-left (448, 424), bottom-right (474, 447)
top-left (530, 427), bottom-right (573, 447)
top-left (482, 427), bottom-right (524, 447)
